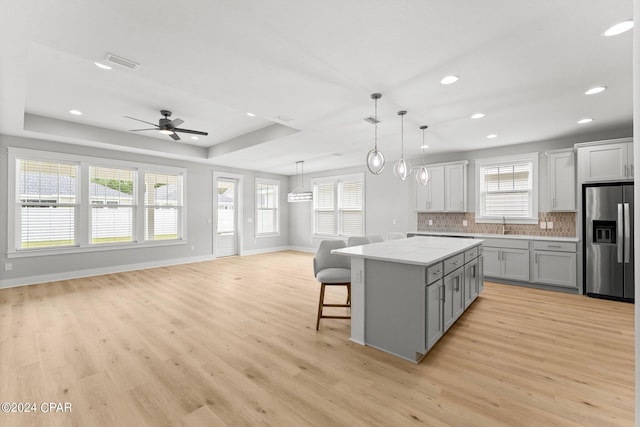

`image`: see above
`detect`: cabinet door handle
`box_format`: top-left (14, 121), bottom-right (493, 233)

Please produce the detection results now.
top-left (625, 165), bottom-right (628, 177)
top-left (440, 284), bottom-right (445, 302)
top-left (432, 269), bottom-right (442, 275)
top-left (452, 260), bottom-right (461, 265)
top-left (454, 277), bottom-right (460, 292)
top-left (472, 265), bottom-right (476, 278)
top-left (535, 253), bottom-right (539, 264)
top-left (552, 197), bottom-right (556, 208)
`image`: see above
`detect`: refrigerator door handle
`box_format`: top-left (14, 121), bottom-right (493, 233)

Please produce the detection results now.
top-left (624, 203), bottom-right (630, 264)
top-left (617, 203), bottom-right (624, 263)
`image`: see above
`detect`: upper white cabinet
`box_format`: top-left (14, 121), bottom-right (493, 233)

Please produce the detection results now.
top-left (577, 139), bottom-right (634, 183)
top-left (415, 161), bottom-right (467, 212)
top-left (415, 166), bottom-right (445, 211)
top-left (445, 163), bottom-right (467, 212)
top-left (547, 149), bottom-right (575, 211)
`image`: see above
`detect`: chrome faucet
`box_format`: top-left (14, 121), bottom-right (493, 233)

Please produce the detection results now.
top-left (502, 216), bottom-right (508, 235)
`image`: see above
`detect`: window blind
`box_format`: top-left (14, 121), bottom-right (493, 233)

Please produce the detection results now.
top-left (256, 181), bottom-right (279, 235)
top-left (144, 172), bottom-right (182, 240)
top-left (479, 163), bottom-right (532, 217)
top-left (17, 159), bottom-right (78, 249)
top-left (89, 166), bottom-right (135, 244)
top-left (313, 174), bottom-right (364, 236)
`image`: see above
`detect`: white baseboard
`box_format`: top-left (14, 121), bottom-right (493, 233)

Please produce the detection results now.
top-left (0, 246), bottom-right (319, 290)
top-left (288, 246), bottom-right (315, 253)
top-left (0, 254), bottom-right (216, 289)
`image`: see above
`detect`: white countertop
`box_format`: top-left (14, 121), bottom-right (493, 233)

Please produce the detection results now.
top-left (332, 236), bottom-right (482, 267)
top-left (408, 231), bottom-right (579, 243)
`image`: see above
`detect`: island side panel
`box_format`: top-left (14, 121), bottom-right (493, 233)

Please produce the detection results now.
top-left (350, 257), bottom-right (365, 345)
top-left (364, 259), bottom-right (426, 362)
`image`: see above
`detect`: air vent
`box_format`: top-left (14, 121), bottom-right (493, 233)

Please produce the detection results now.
top-left (104, 53), bottom-right (140, 70)
top-left (363, 116), bottom-right (380, 124)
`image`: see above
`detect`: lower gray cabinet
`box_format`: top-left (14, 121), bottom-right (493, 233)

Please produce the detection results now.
top-left (532, 250), bottom-right (577, 287)
top-left (426, 279), bottom-right (444, 350)
top-left (443, 267), bottom-right (464, 331)
top-left (464, 257), bottom-right (479, 308)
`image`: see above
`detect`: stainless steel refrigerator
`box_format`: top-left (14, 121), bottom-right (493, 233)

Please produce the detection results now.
top-left (583, 182), bottom-right (634, 301)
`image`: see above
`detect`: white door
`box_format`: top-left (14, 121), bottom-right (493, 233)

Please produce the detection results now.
top-left (216, 178), bottom-right (238, 257)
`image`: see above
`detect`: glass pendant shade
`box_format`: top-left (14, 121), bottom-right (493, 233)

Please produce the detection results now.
top-left (367, 148), bottom-right (385, 174)
top-left (365, 93), bottom-right (385, 175)
top-left (416, 165), bottom-right (430, 186)
top-left (393, 158), bottom-right (411, 180)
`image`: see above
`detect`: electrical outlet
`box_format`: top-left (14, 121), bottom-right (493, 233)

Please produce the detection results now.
top-left (547, 221), bottom-right (553, 230)
top-left (428, 220), bottom-right (433, 226)
top-left (4, 263), bottom-right (12, 271)
top-left (462, 220), bottom-right (468, 227)
top-left (540, 221), bottom-right (547, 230)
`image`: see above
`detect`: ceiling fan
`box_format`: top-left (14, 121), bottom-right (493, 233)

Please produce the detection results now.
top-left (125, 110), bottom-right (208, 141)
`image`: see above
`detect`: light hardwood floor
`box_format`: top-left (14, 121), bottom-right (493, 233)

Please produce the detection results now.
top-left (0, 251), bottom-right (634, 426)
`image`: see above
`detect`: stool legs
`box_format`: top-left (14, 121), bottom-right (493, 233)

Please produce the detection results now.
top-left (316, 282), bottom-right (351, 330)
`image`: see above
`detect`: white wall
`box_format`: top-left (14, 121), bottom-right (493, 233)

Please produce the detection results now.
top-left (0, 134), bottom-right (290, 286)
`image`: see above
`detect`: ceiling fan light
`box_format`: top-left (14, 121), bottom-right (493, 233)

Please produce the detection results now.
top-left (158, 129), bottom-right (173, 135)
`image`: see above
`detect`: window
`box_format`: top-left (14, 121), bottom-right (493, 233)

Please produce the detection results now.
top-left (312, 173), bottom-right (364, 236)
top-left (90, 166), bottom-right (135, 244)
top-left (475, 153), bottom-right (538, 223)
top-left (8, 147), bottom-right (186, 256)
top-left (144, 172), bottom-right (183, 241)
top-left (16, 158), bottom-right (79, 249)
top-left (255, 178), bottom-right (279, 236)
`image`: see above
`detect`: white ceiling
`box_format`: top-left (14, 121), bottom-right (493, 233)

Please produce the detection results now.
top-left (0, 0), bottom-right (633, 175)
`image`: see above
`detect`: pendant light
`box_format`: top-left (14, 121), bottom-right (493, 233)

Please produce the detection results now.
top-left (366, 93), bottom-right (385, 174)
top-left (287, 160), bottom-right (313, 202)
top-left (393, 110), bottom-right (411, 180)
top-left (415, 125), bottom-right (430, 186)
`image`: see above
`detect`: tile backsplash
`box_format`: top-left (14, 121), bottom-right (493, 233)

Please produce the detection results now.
top-left (417, 212), bottom-right (576, 237)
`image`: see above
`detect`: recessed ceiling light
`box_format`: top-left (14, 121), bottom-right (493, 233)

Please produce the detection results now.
top-left (191, 136), bottom-right (199, 140)
top-left (604, 20), bottom-right (634, 36)
top-left (577, 118), bottom-right (593, 124)
top-left (69, 109), bottom-right (83, 115)
top-left (585, 86), bottom-right (607, 95)
top-left (486, 134), bottom-right (498, 139)
top-left (246, 112), bottom-right (256, 117)
top-left (94, 62), bottom-right (112, 70)
top-left (471, 113), bottom-right (485, 119)
top-left (420, 145), bottom-right (429, 149)
top-left (440, 75), bottom-right (459, 85)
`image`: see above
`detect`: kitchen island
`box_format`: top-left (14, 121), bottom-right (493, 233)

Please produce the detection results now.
top-left (333, 236), bottom-right (484, 363)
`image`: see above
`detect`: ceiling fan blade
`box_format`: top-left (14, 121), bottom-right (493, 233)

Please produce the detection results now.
top-left (130, 128), bottom-right (158, 131)
top-left (169, 132), bottom-right (181, 141)
top-left (169, 118), bottom-right (184, 127)
top-left (174, 127), bottom-right (208, 136)
top-left (124, 116), bottom-right (159, 127)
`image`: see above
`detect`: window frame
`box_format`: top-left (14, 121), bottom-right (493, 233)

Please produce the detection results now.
top-left (312, 173), bottom-right (365, 237)
top-left (7, 147), bottom-right (187, 258)
top-left (254, 177), bottom-right (280, 237)
top-left (474, 152), bottom-right (539, 224)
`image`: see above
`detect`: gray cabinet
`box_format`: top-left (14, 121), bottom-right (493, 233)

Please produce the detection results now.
top-left (444, 163), bottom-right (467, 212)
top-left (532, 241), bottom-right (577, 288)
top-left (577, 140), bottom-right (633, 182)
top-left (482, 239), bottom-right (530, 282)
top-left (415, 166), bottom-right (444, 211)
top-left (426, 280), bottom-right (444, 350)
top-left (547, 149), bottom-right (575, 211)
top-left (415, 161), bottom-right (467, 212)
top-left (464, 257), bottom-right (480, 308)
top-left (443, 267), bottom-right (464, 331)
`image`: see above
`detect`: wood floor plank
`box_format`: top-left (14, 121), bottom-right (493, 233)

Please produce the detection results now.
top-left (0, 250), bottom-right (634, 426)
